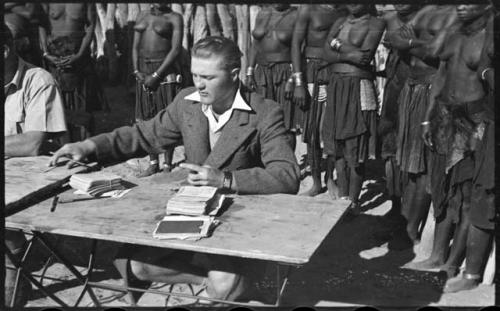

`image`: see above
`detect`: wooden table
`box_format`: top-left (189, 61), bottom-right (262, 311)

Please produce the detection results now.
top-left (6, 166), bottom-right (350, 306)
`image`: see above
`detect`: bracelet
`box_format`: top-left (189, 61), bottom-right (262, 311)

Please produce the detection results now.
top-left (408, 39), bottom-right (413, 48)
top-left (152, 71), bottom-right (162, 80)
top-left (481, 67), bottom-right (492, 81)
top-left (292, 72), bottom-right (303, 87)
top-left (421, 121), bottom-right (430, 126)
top-left (43, 52), bottom-right (49, 58)
top-left (330, 38), bottom-right (342, 51)
top-left (222, 171), bottom-right (233, 190)
top-left (246, 66), bottom-right (254, 76)
top-left (133, 70), bottom-right (139, 75)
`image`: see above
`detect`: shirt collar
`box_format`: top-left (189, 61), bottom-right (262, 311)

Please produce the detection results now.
top-left (185, 88), bottom-right (253, 113)
top-left (4, 57), bottom-right (27, 91)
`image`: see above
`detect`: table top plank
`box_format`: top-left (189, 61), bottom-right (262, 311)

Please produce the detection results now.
top-left (7, 168), bottom-right (349, 265)
top-left (5, 156), bottom-right (96, 214)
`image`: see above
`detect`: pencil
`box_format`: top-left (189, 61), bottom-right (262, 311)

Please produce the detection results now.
top-left (47, 152), bottom-right (94, 170)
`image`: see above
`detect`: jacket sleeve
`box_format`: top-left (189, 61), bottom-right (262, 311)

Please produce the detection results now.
top-left (89, 95), bottom-right (183, 163)
top-left (232, 103), bottom-right (301, 194)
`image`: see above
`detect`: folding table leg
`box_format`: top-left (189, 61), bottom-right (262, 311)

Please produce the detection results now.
top-left (5, 246), bottom-right (69, 307)
top-left (275, 264), bottom-right (291, 306)
top-left (33, 232), bottom-right (101, 306)
top-left (74, 239), bottom-right (100, 307)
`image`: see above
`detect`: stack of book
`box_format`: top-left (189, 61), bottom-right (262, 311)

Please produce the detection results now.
top-left (153, 186), bottom-right (225, 240)
top-left (166, 186), bottom-right (222, 216)
top-left (69, 172), bottom-right (124, 196)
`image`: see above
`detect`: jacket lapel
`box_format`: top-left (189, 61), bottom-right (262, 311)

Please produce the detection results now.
top-left (183, 104), bottom-right (211, 165)
top-left (204, 109), bottom-right (256, 169)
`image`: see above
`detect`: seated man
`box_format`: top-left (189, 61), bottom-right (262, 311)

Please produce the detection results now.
top-left (3, 24), bottom-right (67, 306)
top-left (50, 36), bottom-right (300, 303)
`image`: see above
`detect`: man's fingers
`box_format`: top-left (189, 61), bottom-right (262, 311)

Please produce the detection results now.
top-left (179, 163), bottom-right (203, 173)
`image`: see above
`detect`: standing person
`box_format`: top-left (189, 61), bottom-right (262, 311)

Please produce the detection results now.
top-left (132, 3), bottom-right (183, 177)
top-left (39, 3), bottom-right (105, 143)
top-left (444, 7), bottom-right (495, 292)
top-left (291, 4), bottom-right (347, 197)
top-left (385, 5), bottom-right (458, 249)
top-left (3, 24), bottom-right (67, 307)
top-left (321, 4), bottom-right (385, 213)
top-left (49, 36), bottom-right (300, 304)
top-left (4, 2), bottom-right (44, 66)
top-left (246, 4), bottom-right (299, 150)
top-left (378, 5), bottom-right (419, 220)
top-left (418, 4), bottom-right (492, 278)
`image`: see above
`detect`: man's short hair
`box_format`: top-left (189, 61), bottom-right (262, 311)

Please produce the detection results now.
top-left (191, 36), bottom-right (242, 71)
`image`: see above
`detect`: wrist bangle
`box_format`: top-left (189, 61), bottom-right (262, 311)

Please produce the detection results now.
top-left (292, 72), bottom-right (303, 87)
top-left (222, 171), bottom-right (233, 190)
top-left (133, 70), bottom-right (139, 74)
top-left (408, 39), bottom-right (413, 48)
top-left (421, 121), bottom-right (430, 126)
top-left (481, 67), bottom-right (492, 81)
top-left (152, 71), bottom-right (162, 80)
top-left (330, 38), bottom-right (342, 51)
top-left (43, 52), bottom-right (49, 58)
top-left (246, 66), bottom-right (254, 76)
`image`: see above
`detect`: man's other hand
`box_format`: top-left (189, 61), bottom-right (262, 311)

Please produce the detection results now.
top-left (49, 140), bottom-right (97, 168)
top-left (179, 163), bottom-right (224, 188)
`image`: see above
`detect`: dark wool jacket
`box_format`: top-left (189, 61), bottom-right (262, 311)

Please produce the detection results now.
top-left (90, 86), bottom-right (300, 195)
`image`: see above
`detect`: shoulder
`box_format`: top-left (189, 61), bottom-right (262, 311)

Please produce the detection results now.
top-left (166, 11), bottom-right (182, 23)
top-left (23, 64), bottom-right (57, 89)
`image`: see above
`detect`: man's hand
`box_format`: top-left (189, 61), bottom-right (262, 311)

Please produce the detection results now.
top-left (179, 163), bottom-right (224, 188)
top-left (49, 140), bottom-right (97, 168)
top-left (293, 85), bottom-right (309, 111)
top-left (144, 74), bottom-right (161, 91)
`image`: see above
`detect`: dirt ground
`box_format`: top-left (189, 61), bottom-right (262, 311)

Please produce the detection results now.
top-left (23, 85), bottom-right (495, 308)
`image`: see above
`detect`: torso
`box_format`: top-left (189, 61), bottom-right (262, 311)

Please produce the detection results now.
top-left (48, 3), bottom-right (86, 43)
top-left (306, 5), bottom-right (346, 49)
top-left (252, 7), bottom-right (297, 59)
top-left (439, 24), bottom-right (487, 103)
top-left (134, 11), bottom-right (176, 58)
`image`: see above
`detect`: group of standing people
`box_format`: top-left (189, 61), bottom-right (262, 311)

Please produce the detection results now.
top-left (244, 3), bottom-right (496, 293)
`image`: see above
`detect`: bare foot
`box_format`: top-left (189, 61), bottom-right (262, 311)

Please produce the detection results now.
top-left (439, 264), bottom-right (459, 279)
top-left (136, 164), bottom-right (159, 178)
top-left (326, 178), bottom-right (339, 200)
top-left (300, 184), bottom-right (322, 197)
top-left (404, 258), bottom-right (444, 271)
top-left (444, 274), bottom-right (480, 293)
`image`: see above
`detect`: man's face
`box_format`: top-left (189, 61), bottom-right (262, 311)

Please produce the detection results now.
top-left (456, 5), bottom-right (487, 22)
top-left (394, 5), bottom-right (417, 15)
top-left (191, 55), bottom-right (238, 107)
top-left (346, 4), bottom-right (367, 15)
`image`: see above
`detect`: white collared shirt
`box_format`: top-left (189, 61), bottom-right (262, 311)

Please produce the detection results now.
top-left (184, 88), bottom-right (252, 149)
top-left (4, 58), bottom-right (66, 136)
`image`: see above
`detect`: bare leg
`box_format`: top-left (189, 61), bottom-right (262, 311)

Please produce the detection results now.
top-left (4, 230), bottom-right (30, 307)
top-left (444, 225), bottom-right (492, 293)
top-left (407, 174), bottom-right (431, 241)
top-left (335, 158), bottom-right (349, 198)
top-left (137, 155), bottom-right (160, 177)
top-left (325, 156), bottom-right (339, 200)
top-left (440, 181), bottom-right (472, 278)
top-left (406, 211), bottom-right (454, 270)
top-left (302, 143), bottom-right (322, 196)
top-left (348, 163), bottom-right (364, 214)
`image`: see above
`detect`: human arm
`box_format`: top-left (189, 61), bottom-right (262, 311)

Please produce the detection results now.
top-left (9, 3), bottom-right (37, 21)
top-left (477, 15), bottom-right (494, 91)
top-left (38, 3), bottom-right (59, 66)
top-left (231, 104), bottom-right (300, 194)
top-left (5, 132), bottom-right (47, 157)
top-left (143, 12), bottom-right (183, 91)
top-left (290, 5), bottom-right (309, 109)
top-left (244, 42), bottom-right (258, 90)
top-left (131, 12), bottom-right (146, 82)
top-left (421, 60), bottom-right (446, 148)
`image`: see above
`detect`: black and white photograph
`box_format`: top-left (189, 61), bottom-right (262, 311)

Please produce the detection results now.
top-left (3, 1), bottom-right (497, 308)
